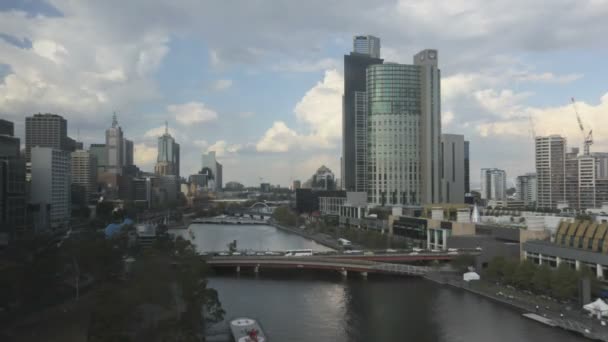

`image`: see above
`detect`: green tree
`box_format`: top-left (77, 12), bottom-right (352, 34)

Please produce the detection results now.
top-left (502, 260), bottom-right (518, 285)
top-left (532, 264), bottom-right (553, 294)
top-left (484, 256), bottom-right (506, 281)
top-left (272, 206), bottom-right (297, 226)
top-left (551, 263), bottom-right (578, 300)
top-left (513, 260), bottom-right (537, 289)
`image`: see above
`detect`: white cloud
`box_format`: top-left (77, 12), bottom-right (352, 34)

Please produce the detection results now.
top-left (134, 143), bottom-right (157, 169)
top-left (144, 125), bottom-right (177, 138)
top-left (473, 89), bottom-right (532, 119)
top-left (256, 121), bottom-right (299, 153)
top-left (32, 39), bottom-right (68, 64)
top-left (207, 140), bottom-right (242, 157)
top-left (272, 58), bottom-right (339, 72)
top-left (212, 79), bottom-right (232, 90)
top-left (443, 110), bottom-right (455, 126)
top-left (169, 101), bottom-right (218, 125)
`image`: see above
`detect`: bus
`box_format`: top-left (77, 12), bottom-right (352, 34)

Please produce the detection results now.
top-left (338, 238), bottom-right (352, 247)
top-left (284, 249), bottom-right (313, 257)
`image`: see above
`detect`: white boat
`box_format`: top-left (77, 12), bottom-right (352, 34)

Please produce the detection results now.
top-left (230, 317), bottom-right (267, 342)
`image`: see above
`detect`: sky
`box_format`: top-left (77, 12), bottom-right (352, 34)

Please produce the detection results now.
top-left (1, 0), bottom-right (608, 188)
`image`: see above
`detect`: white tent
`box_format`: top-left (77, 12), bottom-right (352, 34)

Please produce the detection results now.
top-left (583, 298), bottom-right (608, 319)
top-left (463, 272), bottom-right (480, 282)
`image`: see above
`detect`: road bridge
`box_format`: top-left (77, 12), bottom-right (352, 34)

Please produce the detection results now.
top-left (207, 256), bottom-right (430, 277)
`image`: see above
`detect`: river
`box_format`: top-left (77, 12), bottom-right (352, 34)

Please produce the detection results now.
top-left (175, 223), bottom-right (587, 342)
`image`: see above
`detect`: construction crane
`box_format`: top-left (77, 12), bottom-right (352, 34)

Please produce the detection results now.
top-left (571, 97), bottom-right (593, 155)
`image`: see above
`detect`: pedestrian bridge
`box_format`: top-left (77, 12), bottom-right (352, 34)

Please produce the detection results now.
top-left (207, 256), bottom-right (430, 277)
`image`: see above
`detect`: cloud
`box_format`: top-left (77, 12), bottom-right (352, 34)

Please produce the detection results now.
top-left (134, 143), bottom-right (157, 168)
top-left (256, 69), bottom-right (343, 153)
top-left (272, 58), bottom-right (339, 72)
top-left (207, 140), bottom-right (242, 157)
top-left (144, 125), bottom-right (177, 138)
top-left (212, 79), bottom-right (232, 90)
top-left (169, 101), bottom-right (218, 125)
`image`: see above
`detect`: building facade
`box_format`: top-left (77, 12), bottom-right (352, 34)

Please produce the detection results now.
top-left (0, 119), bottom-right (14, 136)
top-left (25, 113), bottom-right (69, 162)
top-left (536, 135), bottom-right (566, 209)
top-left (123, 139), bottom-right (134, 167)
top-left (105, 114), bottom-right (124, 174)
top-left (155, 124), bottom-right (180, 177)
top-left (201, 151), bottom-right (222, 192)
top-left (30, 147), bottom-right (71, 229)
top-left (71, 150), bottom-right (98, 204)
top-left (516, 173), bottom-right (537, 207)
top-left (367, 63), bottom-right (422, 206)
top-left (343, 35), bottom-right (383, 191)
top-left (89, 143), bottom-right (107, 174)
top-left (480, 168), bottom-right (507, 201)
top-left (464, 141), bottom-right (470, 193)
top-left (0, 125), bottom-right (26, 240)
top-left (440, 134), bottom-right (465, 204)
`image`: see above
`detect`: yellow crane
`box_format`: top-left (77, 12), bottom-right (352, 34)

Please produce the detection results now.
top-left (571, 97), bottom-right (593, 155)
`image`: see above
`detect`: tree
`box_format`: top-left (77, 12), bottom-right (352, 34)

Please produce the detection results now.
top-left (484, 256), bottom-right (506, 281)
top-left (502, 260), bottom-right (518, 285)
top-left (551, 263), bottom-right (578, 300)
top-left (532, 264), bottom-right (553, 294)
top-left (272, 206), bottom-right (297, 226)
top-left (513, 260), bottom-right (537, 289)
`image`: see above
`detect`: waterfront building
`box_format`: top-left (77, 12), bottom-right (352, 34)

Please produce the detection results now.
top-left (295, 189), bottom-right (345, 214)
top-left (30, 147), bottom-right (71, 229)
top-left (319, 196), bottom-right (346, 216)
top-left (25, 113), bottom-right (69, 162)
top-left (440, 134), bottom-right (466, 204)
top-left (516, 173), bottom-right (537, 207)
top-left (536, 135), bottom-right (566, 209)
top-left (480, 168), bottom-right (507, 201)
top-left (105, 113), bottom-right (124, 175)
top-left (343, 35), bottom-right (383, 192)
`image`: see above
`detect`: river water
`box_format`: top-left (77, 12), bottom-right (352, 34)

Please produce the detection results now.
top-left (177, 223), bottom-right (587, 342)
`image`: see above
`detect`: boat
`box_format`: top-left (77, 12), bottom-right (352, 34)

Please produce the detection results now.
top-left (229, 317), bottom-right (267, 342)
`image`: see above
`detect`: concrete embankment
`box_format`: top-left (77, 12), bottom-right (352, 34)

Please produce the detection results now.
top-left (268, 221), bottom-right (340, 250)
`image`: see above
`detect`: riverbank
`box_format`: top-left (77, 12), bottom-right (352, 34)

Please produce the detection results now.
top-left (268, 221), bottom-right (341, 250)
top-left (424, 272), bottom-right (608, 341)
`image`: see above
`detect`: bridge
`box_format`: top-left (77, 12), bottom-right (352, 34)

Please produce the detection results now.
top-left (207, 256), bottom-right (431, 277)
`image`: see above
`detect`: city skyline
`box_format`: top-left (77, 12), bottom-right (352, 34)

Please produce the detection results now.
top-left (1, 1), bottom-right (608, 187)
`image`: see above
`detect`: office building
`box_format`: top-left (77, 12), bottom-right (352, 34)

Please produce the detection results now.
top-left (0, 123), bottom-right (26, 239)
top-left (292, 180), bottom-right (301, 190)
top-left (225, 181), bottom-right (244, 191)
top-left (71, 150), bottom-right (98, 204)
top-left (201, 151), bottom-right (222, 192)
top-left (0, 119), bottom-right (14, 136)
top-left (123, 139), bottom-right (134, 167)
top-left (105, 114), bottom-right (124, 174)
top-left (25, 113), bottom-right (68, 162)
top-left (536, 135), bottom-right (566, 209)
top-left (464, 141), bottom-right (470, 193)
top-left (516, 173), bottom-right (537, 207)
top-left (440, 134), bottom-right (466, 204)
top-left (260, 183), bottom-right (271, 193)
top-left (155, 123), bottom-right (180, 176)
top-left (30, 147), bottom-right (71, 229)
top-left (343, 35), bottom-right (383, 192)
top-left (480, 168), bottom-right (507, 201)
top-left (89, 143), bottom-right (107, 173)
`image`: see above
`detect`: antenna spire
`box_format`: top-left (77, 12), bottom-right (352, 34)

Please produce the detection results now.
top-left (165, 120), bottom-right (168, 135)
top-left (112, 111), bottom-right (118, 128)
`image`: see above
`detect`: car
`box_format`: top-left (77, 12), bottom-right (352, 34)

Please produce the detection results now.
top-left (475, 247), bottom-right (483, 251)
top-left (409, 252), bottom-right (419, 256)
top-left (218, 252), bottom-right (229, 256)
top-left (231, 252), bottom-right (242, 256)
top-left (245, 251), bottom-right (256, 256)
top-left (431, 249), bottom-right (441, 253)
top-left (412, 248), bottom-right (423, 252)
top-left (386, 248), bottom-right (398, 253)
top-left (256, 252), bottom-right (265, 256)
top-left (264, 251), bottom-right (280, 256)
top-left (447, 248), bottom-right (458, 252)
top-left (345, 250), bottom-right (363, 254)
top-left (363, 251), bottom-right (375, 256)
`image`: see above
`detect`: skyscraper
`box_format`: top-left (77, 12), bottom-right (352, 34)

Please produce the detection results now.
top-left (123, 139), bottom-right (134, 167)
top-left (414, 49), bottom-right (442, 204)
top-left (30, 147), bottom-right (71, 229)
top-left (464, 141), bottom-right (470, 194)
top-left (25, 113), bottom-right (69, 162)
top-left (201, 151), bottom-right (222, 192)
top-left (367, 63), bottom-right (421, 206)
top-left (155, 122), bottom-right (180, 177)
top-left (89, 143), bottom-right (107, 174)
top-left (105, 114), bottom-right (124, 174)
top-left (480, 168), bottom-right (507, 201)
top-left (343, 35), bottom-right (383, 192)
top-left (440, 134), bottom-right (466, 203)
top-left (536, 135), bottom-right (566, 209)
top-left (71, 150), bottom-right (98, 204)
top-left (0, 119), bottom-right (14, 136)
top-left (0, 121), bottom-right (26, 239)
top-left (516, 173), bottom-right (537, 207)
top-left (353, 35), bottom-right (381, 58)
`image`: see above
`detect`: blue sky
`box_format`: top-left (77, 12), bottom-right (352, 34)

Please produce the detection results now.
top-left (1, 0), bottom-right (608, 188)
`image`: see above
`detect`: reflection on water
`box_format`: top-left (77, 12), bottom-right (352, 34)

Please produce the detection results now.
top-left (189, 223), bottom-right (587, 342)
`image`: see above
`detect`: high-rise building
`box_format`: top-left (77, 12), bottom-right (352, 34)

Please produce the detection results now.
top-left (343, 35), bottom-right (383, 192)
top-left (30, 147), bottom-right (71, 229)
top-left (0, 119), bottom-right (14, 136)
top-left (353, 35), bottom-right (381, 58)
top-left (464, 141), bottom-right (470, 194)
top-left (201, 151), bottom-right (222, 192)
top-left (155, 123), bottom-right (180, 177)
top-left (480, 168), bottom-right (507, 201)
top-left (414, 49), bottom-right (442, 204)
top-left (536, 135), bottom-right (566, 209)
top-left (440, 134), bottom-right (465, 203)
top-left (516, 173), bottom-right (537, 207)
top-left (292, 180), bottom-right (301, 190)
top-left (564, 147), bottom-right (579, 210)
top-left (123, 139), bottom-right (134, 167)
top-left (71, 150), bottom-right (98, 204)
top-left (89, 143), bottom-right (107, 174)
top-left (0, 122), bottom-right (26, 240)
top-left (367, 63), bottom-right (421, 206)
top-left (105, 114), bottom-right (124, 174)
top-left (25, 113), bottom-right (69, 162)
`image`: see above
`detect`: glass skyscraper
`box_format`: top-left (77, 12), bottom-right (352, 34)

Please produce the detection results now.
top-left (353, 35), bottom-right (380, 58)
top-left (155, 123), bottom-right (180, 177)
